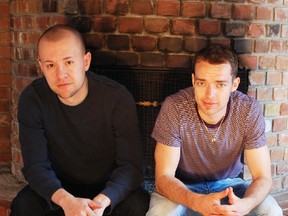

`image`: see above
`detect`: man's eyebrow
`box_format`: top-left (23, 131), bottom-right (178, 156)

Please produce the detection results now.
top-left (42, 56), bottom-right (73, 63)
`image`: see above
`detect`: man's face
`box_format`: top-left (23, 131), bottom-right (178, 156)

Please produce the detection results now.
top-left (192, 60), bottom-right (240, 122)
top-left (38, 34), bottom-right (91, 105)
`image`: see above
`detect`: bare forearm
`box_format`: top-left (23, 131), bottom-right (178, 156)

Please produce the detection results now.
top-left (51, 188), bottom-right (74, 207)
top-left (243, 176), bottom-right (272, 209)
top-left (156, 175), bottom-right (200, 210)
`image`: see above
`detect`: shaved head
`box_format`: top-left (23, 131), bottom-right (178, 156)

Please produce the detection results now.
top-left (37, 24), bottom-right (86, 58)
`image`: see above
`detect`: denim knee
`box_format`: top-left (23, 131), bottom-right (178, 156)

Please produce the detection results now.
top-left (249, 195), bottom-right (283, 216)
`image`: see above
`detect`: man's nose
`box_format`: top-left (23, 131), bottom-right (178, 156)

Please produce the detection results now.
top-left (206, 85), bottom-right (216, 98)
top-left (55, 64), bottom-right (67, 78)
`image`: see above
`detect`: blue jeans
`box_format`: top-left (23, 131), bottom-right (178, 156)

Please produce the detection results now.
top-left (146, 178), bottom-right (283, 216)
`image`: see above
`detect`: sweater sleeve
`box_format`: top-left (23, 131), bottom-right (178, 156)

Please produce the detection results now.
top-left (18, 84), bottom-right (62, 209)
top-left (100, 87), bottom-right (144, 212)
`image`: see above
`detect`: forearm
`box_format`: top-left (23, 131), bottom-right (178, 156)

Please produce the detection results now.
top-left (156, 175), bottom-right (200, 211)
top-left (243, 176), bottom-right (272, 209)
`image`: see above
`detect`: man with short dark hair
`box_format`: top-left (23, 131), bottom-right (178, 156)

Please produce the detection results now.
top-left (146, 44), bottom-right (282, 216)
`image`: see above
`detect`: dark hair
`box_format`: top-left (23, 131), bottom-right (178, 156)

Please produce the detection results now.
top-left (37, 24), bottom-right (86, 57)
top-left (192, 43), bottom-right (238, 78)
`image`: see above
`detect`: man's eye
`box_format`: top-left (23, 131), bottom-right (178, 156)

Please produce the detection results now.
top-left (66, 61), bottom-right (73, 65)
top-left (46, 64), bottom-right (54, 68)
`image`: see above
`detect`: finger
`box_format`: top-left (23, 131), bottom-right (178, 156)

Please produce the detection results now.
top-left (214, 188), bottom-right (229, 200)
top-left (227, 187), bottom-right (239, 204)
top-left (89, 200), bottom-right (103, 210)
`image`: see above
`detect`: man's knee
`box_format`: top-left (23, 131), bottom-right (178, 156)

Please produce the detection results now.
top-left (250, 195), bottom-right (283, 216)
top-left (10, 185), bottom-right (53, 216)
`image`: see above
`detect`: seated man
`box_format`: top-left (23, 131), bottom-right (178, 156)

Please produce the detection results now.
top-left (146, 43), bottom-right (282, 216)
top-left (10, 24), bottom-right (149, 216)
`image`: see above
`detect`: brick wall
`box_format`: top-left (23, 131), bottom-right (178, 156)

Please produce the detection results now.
top-left (0, 0), bottom-right (11, 172)
top-left (3, 0), bottom-right (288, 195)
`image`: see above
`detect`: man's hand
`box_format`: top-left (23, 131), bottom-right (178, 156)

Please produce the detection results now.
top-left (91, 193), bottom-right (111, 216)
top-left (61, 196), bottom-right (102, 216)
top-left (191, 188), bottom-right (230, 216)
top-left (212, 187), bottom-right (251, 216)
top-left (52, 188), bottom-right (105, 216)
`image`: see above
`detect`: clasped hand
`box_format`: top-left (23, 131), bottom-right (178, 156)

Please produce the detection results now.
top-left (194, 187), bottom-right (249, 216)
top-left (62, 197), bottom-right (106, 216)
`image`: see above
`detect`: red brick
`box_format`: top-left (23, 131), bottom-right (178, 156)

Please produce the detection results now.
top-left (271, 148), bottom-right (284, 162)
top-left (271, 177), bottom-right (282, 192)
top-left (158, 37), bottom-right (183, 52)
top-left (249, 71), bottom-right (266, 85)
top-left (271, 40), bottom-right (284, 53)
top-left (277, 160), bottom-right (288, 175)
top-left (276, 56), bottom-right (288, 70)
top-left (257, 87), bottom-right (272, 101)
top-left (144, 18), bottom-right (169, 33)
top-left (182, 2), bottom-right (206, 18)
top-left (93, 16), bottom-right (116, 32)
top-left (166, 54), bottom-right (191, 69)
top-left (233, 5), bottom-right (254, 20)
top-left (255, 40), bottom-right (270, 53)
top-left (132, 36), bottom-right (156, 51)
top-left (0, 113), bottom-right (10, 127)
top-left (256, 6), bottom-right (272, 20)
top-left (275, 8), bottom-right (288, 21)
top-left (266, 133), bottom-right (277, 147)
top-left (13, 32), bottom-right (40, 46)
top-left (104, 0), bottom-right (128, 15)
top-left (13, 16), bottom-right (34, 30)
top-left (0, 60), bottom-right (10, 72)
top-left (273, 87), bottom-right (288, 101)
top-left (267, 71), bottom-right (282, 85)
top-left (199, 20), bottom-right (221, 36)
top-left (131, 0), bottom-right (153, 15)
top-left (280, 103), bottom-right (288, 116)
top-left (247, 23), bottom-right (265, 38)
top-left (0, 2), bottom-right (9, 16)
top-left (119, 17), bottom-right (142, 33)
top-left (272, 118), bottom-right (287, 132)
top-left (0, 74), bottom-right (11, 86)
top-left (0, 46), bottom-right (10, 59)
top-left (258, 56), bottom-right (274, 70)
top-left (141, 52), bottom-right (165, 67)
top-left (184, 38), bottom-right (207, 52)
top-left (238, 56), bottom-right (257, 70)
top-left (0, 17), bottom-right (10, 30)
top-left (225, 22), bottom-right (246, 37)
top-left (281, 25), bottom-right (288, 38)
top-left (10, 0), bottom-right (42, 14)
top-left (0, 87), bottom-right (11, 100)
top-left (278, 133), bottom-right (288, 145)
top-left (84, 34), bottom-right (104, 49)
top-left (107, 35), bottom-right (129, 50)
top-left (156, 0), bottom-right (180, 16)
top-left (115, 52), bottom-right (138, 66)
top-left (210, 3), bottom-right (232, 19)
top-left (0, 126), bottom-right (10, 139)
top-left (80, 0), bottom-right (101, 15)
top-left (0, 32), bottom-right (10, 44)
top-left (0, 101), bottom-right (9, 113)
top-left (172, 19), bottom-right (196, 35)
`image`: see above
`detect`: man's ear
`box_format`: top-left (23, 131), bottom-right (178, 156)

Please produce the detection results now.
top-left (191, 73), bottom-right (195, 86)
top-left (232, 77), bottom-right (240, 92)
top-left (84, 52), bottom-right (92, 71)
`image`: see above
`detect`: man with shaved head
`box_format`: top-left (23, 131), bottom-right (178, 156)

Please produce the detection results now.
top-left (10, 24), bottom-right (149, 216)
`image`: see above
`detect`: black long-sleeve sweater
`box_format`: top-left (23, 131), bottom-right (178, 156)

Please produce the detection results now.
top-left (18, 71), bottom-right (143, 210)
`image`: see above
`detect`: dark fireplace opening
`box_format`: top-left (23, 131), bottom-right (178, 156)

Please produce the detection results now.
top-left (93, 66), bottom-right (249, 189)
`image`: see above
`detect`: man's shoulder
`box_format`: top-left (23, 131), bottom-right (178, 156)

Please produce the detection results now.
top-left (230, 90), bottom-right (261, 112)
top-left (87, 71), bottom-right (126, 90)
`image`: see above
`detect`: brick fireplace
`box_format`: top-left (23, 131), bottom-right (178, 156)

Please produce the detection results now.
top-left (1, 0), bottom-right (288, 214)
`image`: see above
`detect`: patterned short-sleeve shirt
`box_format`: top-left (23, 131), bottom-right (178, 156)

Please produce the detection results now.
top-left (152, 87), bottom-right (266, 183)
